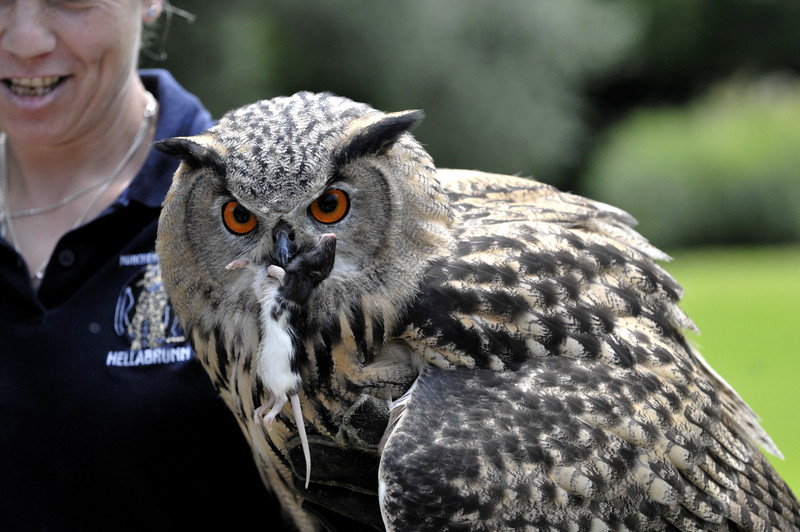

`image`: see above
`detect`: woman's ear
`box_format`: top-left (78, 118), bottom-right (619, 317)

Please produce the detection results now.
top-left (142, 0), bottom-right (163, 23)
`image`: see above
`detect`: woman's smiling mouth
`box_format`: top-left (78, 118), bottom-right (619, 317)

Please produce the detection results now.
top-left (4, 76), bottom-right (66, 97)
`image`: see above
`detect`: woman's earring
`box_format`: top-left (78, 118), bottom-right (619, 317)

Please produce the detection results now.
top-left (146, 4), bottom-right (158, 20)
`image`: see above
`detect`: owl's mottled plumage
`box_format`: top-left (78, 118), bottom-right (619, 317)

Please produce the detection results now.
top-left (155, 92), bottom-right (799, 531)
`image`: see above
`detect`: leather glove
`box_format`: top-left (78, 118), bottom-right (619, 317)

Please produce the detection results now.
top-left (286, 395), bottom-right (390, 531)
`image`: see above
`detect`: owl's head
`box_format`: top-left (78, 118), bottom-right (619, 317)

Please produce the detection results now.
top-left (155, 92), bottom-right (454, 338)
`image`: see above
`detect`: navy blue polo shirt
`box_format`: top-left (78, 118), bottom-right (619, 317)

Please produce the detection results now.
top-left (0, 70), bottom-right (285, 530)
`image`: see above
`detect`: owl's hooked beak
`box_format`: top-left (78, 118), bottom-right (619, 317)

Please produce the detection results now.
top-left (223, 225), bottom-right (295, 274)
top-left (271, 223), bottom-right (296, 268)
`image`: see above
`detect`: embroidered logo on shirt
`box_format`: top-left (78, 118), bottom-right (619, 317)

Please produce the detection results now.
top-left (107, 257), bottom-right (191, 367)
top-left (118, 251), bottom-right (159, 267)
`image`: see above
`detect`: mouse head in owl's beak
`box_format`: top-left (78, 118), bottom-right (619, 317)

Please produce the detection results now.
top-left (284, 232), bottom-right (337, 284)
top-left (226, 233), bottom-right (337, 307)
top-left (273, 232), bottom-right (338, 307)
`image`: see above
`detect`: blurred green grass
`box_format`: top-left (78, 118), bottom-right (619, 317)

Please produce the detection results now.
top-left (666, 246), bottom-right (800, 494)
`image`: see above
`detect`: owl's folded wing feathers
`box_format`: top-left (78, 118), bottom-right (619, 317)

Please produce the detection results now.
top-left (387, 169), bottom-right (798, 530)
top-left (379, 360), bottom-right (799, 531)
top-left (438, 169), bottom-right (783, 458)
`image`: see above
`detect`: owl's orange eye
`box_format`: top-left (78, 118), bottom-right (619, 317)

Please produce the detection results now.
top-left (309, 189), bottom-right (349, 224)
top-left (222, 201), bottom-right (258, 234)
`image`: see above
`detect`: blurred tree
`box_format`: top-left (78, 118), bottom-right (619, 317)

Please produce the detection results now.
top-left (261, 0), bottom-right (639, 188)
top-left (143, 0), bottom-right (800, 192)
top-left (582, 75), bottom-right (800, 249)
top-left (144, 0), bottom-right (639, 188)
top-left (586, 0), bottom-right (800, 126)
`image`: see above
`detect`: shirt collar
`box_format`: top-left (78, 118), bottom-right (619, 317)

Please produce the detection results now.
top-left (117, 69), bottom-right (215, 210)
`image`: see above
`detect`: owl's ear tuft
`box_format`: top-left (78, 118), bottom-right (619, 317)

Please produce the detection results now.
top-left (155, 136), bottom-right (227, 177)
top-left (335, 110), bottom-right (424, 166)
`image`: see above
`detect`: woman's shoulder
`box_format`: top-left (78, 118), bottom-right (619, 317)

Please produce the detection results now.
top-left (140, 68), bottom-right (214, 138)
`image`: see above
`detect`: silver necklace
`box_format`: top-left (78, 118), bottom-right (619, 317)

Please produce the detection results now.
top-left (0, 91), bottom-right (158, 285)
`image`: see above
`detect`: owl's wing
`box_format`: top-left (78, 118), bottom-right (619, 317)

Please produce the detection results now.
top-left (379, 360), bottom-right (799, 531)
top-left (402, 169), bottom-right (780, 457)
top-left (387, 169), bottom-right (799, 529)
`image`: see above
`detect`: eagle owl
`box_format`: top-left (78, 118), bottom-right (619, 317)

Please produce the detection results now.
top-left (155, 92), bottom-right (799, 531)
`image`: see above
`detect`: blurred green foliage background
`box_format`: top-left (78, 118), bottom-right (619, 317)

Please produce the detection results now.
top-left (143, 0), bottom-right (800, 492)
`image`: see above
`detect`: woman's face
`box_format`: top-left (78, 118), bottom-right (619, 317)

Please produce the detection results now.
top-left (0, 0), bottom-right (148, 145)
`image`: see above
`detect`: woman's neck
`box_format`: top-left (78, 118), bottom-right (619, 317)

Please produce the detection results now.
top-left (5, 81), bottom-right (153, 206)
top-left (1, 79), bottom-right (158, 287)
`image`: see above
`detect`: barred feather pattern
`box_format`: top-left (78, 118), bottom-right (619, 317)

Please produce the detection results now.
top-left (381, 169), bottom-right (799, 531)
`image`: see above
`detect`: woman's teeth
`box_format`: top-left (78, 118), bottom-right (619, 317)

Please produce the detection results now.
top-left (6, 76), bottom-right (63, 97)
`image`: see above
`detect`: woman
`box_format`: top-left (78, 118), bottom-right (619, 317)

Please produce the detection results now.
top-left (0, 1), bottom-right (286, 529)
